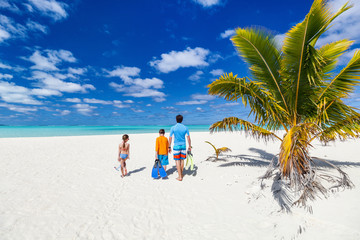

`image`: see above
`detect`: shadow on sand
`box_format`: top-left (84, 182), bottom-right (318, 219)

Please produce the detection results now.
top-left (127, 167), bottom-right (146, 176)
top-left (215, 147), bottom-right (360, 169)
top-left (213, 147), bottom-right (360, 211)
top-left (165, 164), bottom-right (198, 177)
top-left (217, 147), bottom-right (276, 168)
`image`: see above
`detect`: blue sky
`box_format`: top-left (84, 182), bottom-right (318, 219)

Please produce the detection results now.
top-left (0, 0), bottom-right (359, 125)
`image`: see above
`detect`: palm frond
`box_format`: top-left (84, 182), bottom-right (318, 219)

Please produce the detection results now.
top-left (316, 39), bottom-right (354, 77)
top-left (318, 112), bottom-right (360, 142)
top-left (218, 147), bottom-right (232, 155)
top-left (205, 141), bottom-right (217, 153)
top-left (231, 27), bottom-right (288, 111)
top-left (209, 117), bottom-right (282, 141)
top-left (281, 0), bottom-right (352, 122)
top-left (319, 50), bottom-right (360, 100)
top-left (208, 73), bottom-right (289, 130)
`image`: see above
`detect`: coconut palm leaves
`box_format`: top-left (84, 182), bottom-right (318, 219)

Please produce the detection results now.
top-left (208, 0), bottom-right (360, 207)
top-left (205, 141), bottom-right (232, 161)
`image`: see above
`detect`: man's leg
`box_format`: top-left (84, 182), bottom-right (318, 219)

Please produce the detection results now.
top-left (180, 159), bottom-right (184, 178)
top-left (175, 160), bottom-right (182, 181)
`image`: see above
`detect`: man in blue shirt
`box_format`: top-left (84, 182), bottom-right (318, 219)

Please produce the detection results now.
top-left (169, 115), bottom-right (192, 181)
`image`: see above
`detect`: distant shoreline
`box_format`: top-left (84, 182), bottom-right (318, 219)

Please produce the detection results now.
top-left (0, 125), bottom-right (211, 138)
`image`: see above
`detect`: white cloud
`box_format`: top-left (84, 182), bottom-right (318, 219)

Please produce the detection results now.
top-left (176, 100), bottom-right (207, 105)
top-left (31, 71), bottom-right (95, 93)
top-left (0, 27), bottom-right (10, 42)
top-left (192, 0), bottom-right (222, 8)
top-left (0, 102), bottom-right (38, 113)
top-left (73, 103), bottom-right (96, 116)
top-left (28, 0), bottom-right (68, 21)
top-left (133, 77), bottom-right (163, 89)
top-left (26, 20), bottom-right (48, 34)
top-left (113, 100), bottom-right (131, 109)
top-left (146, 104), bottom-right (152, 107)
top-left (0, 73), bottom-right (13, 79)
top-left (192, 94), bottom-right (216, 101)
top-left (106, 66), bottom-right (141, 84)
top-left (0, 14), bottom-right (51, 43)
top-left (210, 102), bottom-right (240, 108)
top-left (0, 80), bottom-right (42, 105)
top-left (111, 82), bottom-right (166, 102)
top-left (189, 70), bottom-right (204, 82)
top-left (124, 100), bottom-right (134, 103)
top-left (0, 15), bottom-right (27, 39)
top-left (317, 0), bottom-right (360, 47)
top-left (68, 67), bottom-right (87, 75)
top-left (131, 108), bottom-right (144, 113)
top-left (54, 109), bottom-right (70, 116)
top-left (108, 67), bottom-right (166, 102)
top-left (210, 69), bottom-right (224, 76)
top-left (0, 0), bottom-right (21, 13)
top-left (64, 98), bottom-right (81, 103)
top-left (0, 62), bottom-right (11, 69)
top-left (26, 49), bottom-right (76, 71)
top-left (31, 88), bottom-right (62, 96)
top-left (274, 33), bottom-right (286, 47)
top-left (338, 48), bottom-right (359, 65)
top-left (162, 106), bottom-right (176, 111)
top-left (150, 47), bottom-right (210, 73)
top-left (196, 107), bottom-right (205, 112)
top-left (176, 93), bottom-right (215, 105)
top-left (84, 98), bottom-right (113, 105)
top-left (27, 50), bottom-right (58, 70)
top-left (220, 29), bottom-right (235, 39)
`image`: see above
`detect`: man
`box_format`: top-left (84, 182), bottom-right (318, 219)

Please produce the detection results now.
top-left (168, 115), bottom-right (191, 181)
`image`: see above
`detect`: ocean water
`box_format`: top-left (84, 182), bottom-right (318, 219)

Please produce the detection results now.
top-left (0, 125), bottom-right (211, 138)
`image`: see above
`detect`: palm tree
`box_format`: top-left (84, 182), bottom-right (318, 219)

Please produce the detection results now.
top-left (205, 141), bottom-right (232, 161)
top-left (208, 0), bottom-right (360, 207)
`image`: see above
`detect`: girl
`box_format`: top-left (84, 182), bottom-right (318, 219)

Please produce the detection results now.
top-left (115, 134), bottom-right (130, 177)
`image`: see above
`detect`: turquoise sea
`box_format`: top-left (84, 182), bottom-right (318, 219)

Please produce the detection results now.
top-left (0, 125), bottom-right (211, 138)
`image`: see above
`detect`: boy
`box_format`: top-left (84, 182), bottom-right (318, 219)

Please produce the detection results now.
top-left (155, 129), bottom-right (169, 171)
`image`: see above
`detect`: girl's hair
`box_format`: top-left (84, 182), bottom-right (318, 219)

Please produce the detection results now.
top-left (122, 134), bottom-right (129, 148)
top-left (159, 129), bottom-right (165, 134)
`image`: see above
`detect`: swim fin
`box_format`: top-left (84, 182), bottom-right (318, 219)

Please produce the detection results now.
top-left (151, 159), bottom-right (160, 178)
top-left (158, 160), bottom-right (167, 178)
top-left (186, 151), bottom-right (194, 170)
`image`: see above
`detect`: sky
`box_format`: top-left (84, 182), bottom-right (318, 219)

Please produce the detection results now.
top-left (0, 0), bottom-right (359, 126)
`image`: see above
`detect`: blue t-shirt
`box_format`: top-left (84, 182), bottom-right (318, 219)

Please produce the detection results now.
top-left (170, 123), bottom-right (190, 146)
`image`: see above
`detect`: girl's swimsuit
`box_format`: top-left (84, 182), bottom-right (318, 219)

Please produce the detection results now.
top-left (120, 154), bottom-right (128, 159)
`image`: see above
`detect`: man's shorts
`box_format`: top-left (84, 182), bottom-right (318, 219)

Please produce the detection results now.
top-left (173, 145), bottom-right (186, 160)
top-left (158, 155), bottom-right (169, 166)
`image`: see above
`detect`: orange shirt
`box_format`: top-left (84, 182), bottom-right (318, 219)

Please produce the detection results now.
top-left (155, 135), bottom-right (169, 155)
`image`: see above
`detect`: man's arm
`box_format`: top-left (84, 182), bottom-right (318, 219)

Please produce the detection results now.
top-left (168, 136), bottom-right (172, 153)
top-left (187, 135), bottom-right (191, 151)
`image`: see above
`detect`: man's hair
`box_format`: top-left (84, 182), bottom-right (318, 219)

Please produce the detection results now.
top-left (176, 115), bottom-right (183, 123)
top-left (159, 129), bottom-right (165, 134)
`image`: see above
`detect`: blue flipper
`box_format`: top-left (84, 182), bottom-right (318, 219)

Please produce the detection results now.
top-left (151, 160), bottom-right (160, 178)
top-left (158, 161), bottom-right (167, 178)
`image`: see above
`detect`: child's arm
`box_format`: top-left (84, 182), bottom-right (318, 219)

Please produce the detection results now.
top-left (155, 138), bottom-right (159, 159)
top-left (127, 143), bottom-right (130, 160)
top-left (118, 144), bottom-right (121, 161)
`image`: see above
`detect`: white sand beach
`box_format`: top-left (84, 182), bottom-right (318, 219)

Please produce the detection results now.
top-left (1, 132), bottom-right (360, 240)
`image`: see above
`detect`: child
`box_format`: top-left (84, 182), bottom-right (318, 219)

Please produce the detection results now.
top-left (155, 129), bottom-right (169, 171)
top-left (115, 134), bottom-right (130, 177)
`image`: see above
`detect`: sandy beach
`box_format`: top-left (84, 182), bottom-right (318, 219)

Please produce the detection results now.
top-left (1, 131), bottom-right (360, 240)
